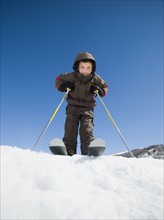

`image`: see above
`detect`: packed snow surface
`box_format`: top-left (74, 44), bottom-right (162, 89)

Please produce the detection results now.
top-left (1, 146), bottom-right (163, 220)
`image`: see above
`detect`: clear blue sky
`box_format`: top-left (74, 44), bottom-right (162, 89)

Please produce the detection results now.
top-left (1, 0), bottom-right (163, 155)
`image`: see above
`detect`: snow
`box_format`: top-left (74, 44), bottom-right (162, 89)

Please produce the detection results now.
top-left (1, 145), bottom-right (163, 220)
top-left (49, 138), bottom-right (65, 147)
top-left (90, 138), bottom-right (106, 148)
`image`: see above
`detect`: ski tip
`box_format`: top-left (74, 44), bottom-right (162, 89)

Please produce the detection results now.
top-left (90, 138), bottom-right (106, 148)
top-left (49, 138), bottom-right (65, 147)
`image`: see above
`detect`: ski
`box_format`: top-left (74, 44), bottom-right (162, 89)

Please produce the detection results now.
top-left (49, 138), bottom-right (68, 155)
top-left (88, 138), bottom-right (106, 156)
top-left (49, 138), bottom-right (106, 156)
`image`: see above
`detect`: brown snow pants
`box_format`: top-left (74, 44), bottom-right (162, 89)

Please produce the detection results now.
top-left (63, 104), bottom-right (95, 155)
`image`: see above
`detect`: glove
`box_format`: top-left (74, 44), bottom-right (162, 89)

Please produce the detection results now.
top-left (60, 82), bottom-right (75, 92)
top-left (90, 85), bottom-right (104, 97)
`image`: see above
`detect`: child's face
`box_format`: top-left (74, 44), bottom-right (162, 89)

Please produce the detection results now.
top-left (78, 61), bottom-right (92, 76)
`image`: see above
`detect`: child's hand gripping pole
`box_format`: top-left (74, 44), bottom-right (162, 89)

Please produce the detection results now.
top-left (32, 88), bottom-right (71, 151)
top-left (94, 90), bottom-right (134, 158)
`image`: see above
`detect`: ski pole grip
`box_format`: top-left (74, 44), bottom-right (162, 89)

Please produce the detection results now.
top-left (94, 90), bottom-right (99, 94)
top-left (66, 88), bottom-right (71, 92)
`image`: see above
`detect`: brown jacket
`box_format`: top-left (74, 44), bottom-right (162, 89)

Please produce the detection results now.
top-left (55, 71), bottom-right (108, 107)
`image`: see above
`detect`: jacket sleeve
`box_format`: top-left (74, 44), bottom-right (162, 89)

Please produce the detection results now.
top-left (55, 73), bottom-right (72, 91)
top-left (92, 74), bottom-right (108, 96)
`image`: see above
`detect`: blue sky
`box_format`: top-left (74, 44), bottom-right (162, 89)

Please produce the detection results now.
top-left (1, 0), bottom-right (163, 155)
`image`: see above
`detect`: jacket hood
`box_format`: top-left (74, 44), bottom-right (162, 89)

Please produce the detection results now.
top-left (73, 52), bottom-right (96, 73)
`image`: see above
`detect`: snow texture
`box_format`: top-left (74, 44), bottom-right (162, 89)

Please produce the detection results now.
top-left (90, 138), bottom-right (106, 148)
top-left (1, 145), bottom-right (163, 220)
top-left (49, 138), bottom-right (65, 147)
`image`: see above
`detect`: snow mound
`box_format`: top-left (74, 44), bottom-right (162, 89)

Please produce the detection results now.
top-left (1, 145), bottom-right (163, 220)
top-left (116, 144), bottom-right (164, 159)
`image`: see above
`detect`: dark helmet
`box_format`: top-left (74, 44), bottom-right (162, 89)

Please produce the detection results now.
top-left (73, 52), bottom-right (96, 73)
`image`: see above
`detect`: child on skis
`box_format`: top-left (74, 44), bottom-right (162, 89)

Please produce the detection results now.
top-left (55, 52), bottom-right (108, 156)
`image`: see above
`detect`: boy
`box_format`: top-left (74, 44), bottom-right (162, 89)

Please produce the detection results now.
top-left (55, 52), bottom-right (108, 156)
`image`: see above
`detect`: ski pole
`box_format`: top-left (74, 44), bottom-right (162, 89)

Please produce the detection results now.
top-left (95, 91), bottom-right (134, 158)
top-left (32, 88), bottom-right (70, 151)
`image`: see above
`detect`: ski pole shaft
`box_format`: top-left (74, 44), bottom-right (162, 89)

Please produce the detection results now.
top-left (32, 89), bottom-right (70, 151)
top-left (95, 91), bottom-right (134, 157)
